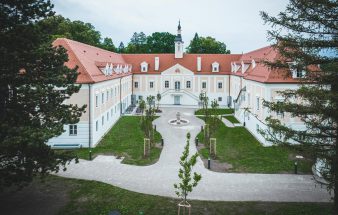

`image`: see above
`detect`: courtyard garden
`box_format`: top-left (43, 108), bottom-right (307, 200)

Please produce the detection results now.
top-left (223, 115), bottom-right (240, 124)
top-left (194, 108), bottom-right (234, 115)
top-left (197, 117), bottom-right (314, 173)
top-left (0, 175), bottom-right (333, 215)
top-left (73, 116), bottom-right (162, 165)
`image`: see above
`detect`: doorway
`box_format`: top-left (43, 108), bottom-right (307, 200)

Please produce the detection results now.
top-left (174, 96), bottom-right (180, 105)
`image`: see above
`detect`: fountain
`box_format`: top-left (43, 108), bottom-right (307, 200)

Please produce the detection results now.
top-left (168, 112), bottom-right (189, 126)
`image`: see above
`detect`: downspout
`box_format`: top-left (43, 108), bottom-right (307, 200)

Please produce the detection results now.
top-left (88, 83), bottom-right (92, 150)
top-left (120, 76), bottom-right (122, 115)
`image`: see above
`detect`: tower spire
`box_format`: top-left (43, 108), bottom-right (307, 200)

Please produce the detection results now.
top-left (174, 21), bottom-right (184, 58)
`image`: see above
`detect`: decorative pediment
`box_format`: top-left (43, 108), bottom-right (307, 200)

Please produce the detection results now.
top-left (161, 64), bottom-right (194, 76)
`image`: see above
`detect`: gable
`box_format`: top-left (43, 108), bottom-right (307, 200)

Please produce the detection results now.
top-left (161, 64), bottom-right (194, 76)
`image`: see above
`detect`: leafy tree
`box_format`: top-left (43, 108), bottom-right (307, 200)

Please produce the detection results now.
top-left (147, 32), bottom-right (175, 53)
top-left (174, 132), bottom-right (202, 210)
top-left (118, 41), bottom-right (125, 53)
top-left (210, 99), bottom-right (219, 139)
top-left (100, 37), bottom-right (116, 52)
top-left (260, 0), bottom-right (337, 213)
top-left (156, 92), bottom-right (162, 111)
top-left (140, 96), bottom-right (156, 145)
top-left (0, 0), bottom-right (86, 188)
top-left (187, 35), bottom-right (230, 54)
top-left (38, 15), bottom-right (118, 52)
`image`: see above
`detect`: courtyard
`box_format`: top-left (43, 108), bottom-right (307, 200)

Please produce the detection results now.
top-left (55, 108), bottom-right (330, 202)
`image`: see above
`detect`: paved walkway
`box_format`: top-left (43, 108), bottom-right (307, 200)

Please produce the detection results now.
top-left (56, 108), bottom-right (331, 202)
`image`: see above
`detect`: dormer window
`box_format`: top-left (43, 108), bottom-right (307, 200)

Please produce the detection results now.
top-left (288, 62), bottom-right (306, 78)
top-left (251, 59), bottom-right (256, 69)
top-left (212, 62), bottom-right (219, 72)
top-left (141, 62), bottom-right (148, 72)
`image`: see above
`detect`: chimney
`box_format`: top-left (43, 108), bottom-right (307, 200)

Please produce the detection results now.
top-left (155, 57), bottom-right (159, 71)
top-left (197, 57), bottom-right (201, 72)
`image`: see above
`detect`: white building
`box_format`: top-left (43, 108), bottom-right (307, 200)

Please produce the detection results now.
top-left (48, 22), bottom-right (304, 148)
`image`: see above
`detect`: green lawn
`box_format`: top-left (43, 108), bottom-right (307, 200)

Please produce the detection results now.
top-left (197, 117), bottom-right (314, 173)
top-left (195, 108), bottom-right (234, 115)
top-left (57, 176), bottom-right (332, 215)
top-left (73, 116), bottom-right (162, 165)
top-left (224, 115), bottom-right (240, 123)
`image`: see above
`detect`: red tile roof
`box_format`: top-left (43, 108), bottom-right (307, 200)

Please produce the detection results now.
top-left (53, 38), bottom-right (301, 84)
top-left (122, 53), bottom-right (242, 74)
top-left (53, 38), bottom-right (131, 84)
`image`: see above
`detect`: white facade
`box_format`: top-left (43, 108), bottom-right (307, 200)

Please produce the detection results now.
top-left (48, 75), bottom-right (132, 148)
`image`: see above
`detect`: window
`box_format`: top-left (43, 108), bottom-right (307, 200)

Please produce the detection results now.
top-left (96, 120), bottom-right (98, 131)
top-left (202, 82), bottom-right (207, 89)
top-left (186, 81), bottom-right (191, 88)
top-left (141, 62), bottom-right (148, 72)
top-left (102, 93), bottom-right (104, 104)
top-left (106, 91), bottom-right (109, 102)
top-left (102, 116), bottom-right (104, 126)
top-left (150, 81), bottom-right (154, 89)
top-left (115, 87), bottom-right (117, 96)
top-left (218, 82), bottom-right (223, 89)
top-left (96, 95), bottom-right (98, 107)
top-left (107, 112), bottom-right (109, 121)
top-left (212, 62), bottom-right (219, 72)
top-left (138, 95), bottom-right (143, 100)
top-left (256, 97), bottom-right (260, 110)
top-left (256, 124), bottom-right (260, 131)
top-left (134, 81), bottom-right (139, 88)
top-left (165, 81), bottom-right (169, 88)
top-left (111, 89), bottom-right (113, 98)
top-left (218, 97), bottom-right (222, 102)
top-left (69, 125), bottom-right (77, 136)
top-left (247, 93), bottom-right (250, 105)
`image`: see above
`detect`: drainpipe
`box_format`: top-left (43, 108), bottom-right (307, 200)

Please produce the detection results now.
top-left (88, 83), bottom-right (92, 150)
top-left (120, 76), bottom-right (122, 115)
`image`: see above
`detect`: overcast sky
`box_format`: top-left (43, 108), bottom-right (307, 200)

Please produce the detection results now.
top-left (51, 0), bottom-right (289, 53)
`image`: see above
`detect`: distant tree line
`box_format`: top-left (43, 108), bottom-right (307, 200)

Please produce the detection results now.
top-left (38, 15), bottom-right (231, 54)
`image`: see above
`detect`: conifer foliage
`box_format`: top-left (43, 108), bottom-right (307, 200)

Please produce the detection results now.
top-left (261, 0), bottom-right (337, 212)
top-left (0, 0), bottom-right (86, 187)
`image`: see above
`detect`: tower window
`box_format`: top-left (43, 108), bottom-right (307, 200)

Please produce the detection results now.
top-left (165, 81), bottom-right (169, 88)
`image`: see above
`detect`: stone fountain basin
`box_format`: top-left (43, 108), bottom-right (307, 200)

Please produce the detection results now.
top-left (168, 118), bottom-right (190, 126)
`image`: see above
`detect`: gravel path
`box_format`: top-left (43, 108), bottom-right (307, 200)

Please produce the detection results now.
top-left (56, 108), bottom-right (331, 202)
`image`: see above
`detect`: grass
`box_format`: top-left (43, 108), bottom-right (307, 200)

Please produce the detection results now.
top-left (197, 117), bottom-right (314, 173)
top-left (52, 176), bottom-right (333, 215)
top-left (224, 115), bottom-right (240, 123)
top-left (73, 116), bottom-right (162, 165)
top-left (195, 108), bottom-right (234, 115)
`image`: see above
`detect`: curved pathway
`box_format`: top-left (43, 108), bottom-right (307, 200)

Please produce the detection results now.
top-left (56, 108), bottom-right (331, 202)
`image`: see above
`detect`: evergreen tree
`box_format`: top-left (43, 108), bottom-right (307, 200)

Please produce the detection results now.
top-left (188, 33), bottom-right (201, 53)
top-left (260, 0), bottom-right (337, 213)
top-left (118, 41), bottom-right (125, 53)
top-left (0, 0), bottom-right (86, 187)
